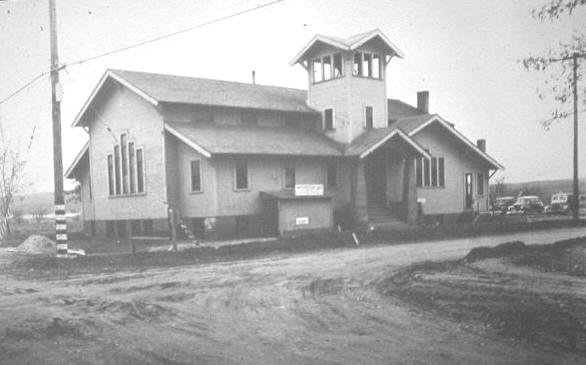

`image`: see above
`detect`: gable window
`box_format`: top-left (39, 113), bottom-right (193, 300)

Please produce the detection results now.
top-left (333, 53), bottom-right (343, 78)
top-left (284, 163), bottom-right (295, 189)
top-left (136, 148), bottom-right (144, 193)
top-left (108, 136), bottom-right (145, 197)
top-left (234, 159), bottom-right (248, 190)
top-left (241, 111), bottom-right (258, 125)
top-left (326, 162), bottom-right (337, 189)
top-left (324, 108), bottom-right (334, 130)
top-left (312, 58), bottom-right (323, 83)
top-left (129, 142), bottom-right (136, 193)
top-left (191, 160), bottom-right (202, 192)
top-left (477, 172), bottom-right (485, 196)
top-left (416, 157), bottom-right (445, 188)
top-left (107, 154), bottom-right (114, 196)
top-left (365, 106), bottom-right (373, 129)
top-left (121, 134), bottom-right (128, 194)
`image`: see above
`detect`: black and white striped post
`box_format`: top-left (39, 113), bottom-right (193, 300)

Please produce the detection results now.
top-left (55, 203), bottom-right (68, 257)
top-left (49, 0), bottom-right (67, 257)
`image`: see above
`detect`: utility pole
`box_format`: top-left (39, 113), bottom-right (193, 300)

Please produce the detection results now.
top-left (49, 0), bottom-right (68, 257)
top-left (572, 53), bottom-right (579, 220)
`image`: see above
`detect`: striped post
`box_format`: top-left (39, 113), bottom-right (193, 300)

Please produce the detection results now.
top-left (55, 204), bottom-right (68, 257)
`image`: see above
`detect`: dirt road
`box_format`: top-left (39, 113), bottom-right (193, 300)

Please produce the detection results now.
top-left (1, 227), bottom-right (585, 364)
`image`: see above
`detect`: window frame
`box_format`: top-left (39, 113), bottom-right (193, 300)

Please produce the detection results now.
top-left (312, 58), bottom-right (323, 83)
top-left (353, 51), bottom-right (384, 80)
top-left (190, 159), bottom-right (203, 193)
top-left (365, 106), bottom-right (374, 129)
top-left (416, 156), bottom-right (445, 188)
top-left (283, 162), bottom-right (296, 190)
top-left (234, 158), bottom-right (249, 191)
top-left (324, 108), bottom-right (335, 131)
top-left (477, 172), bottom-right (485, 196)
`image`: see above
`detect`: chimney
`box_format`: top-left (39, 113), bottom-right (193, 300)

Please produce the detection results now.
top-left (417, 91), bottom-right (429, 113)
top-left (477, 139), bottom-right (486, 152)
top-left (252, 70), bottom-right (256, 85)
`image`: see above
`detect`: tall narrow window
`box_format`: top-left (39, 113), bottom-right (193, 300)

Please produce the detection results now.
top-left (423, 157), bottom-right (431, 186)
top-left (129, 142), bottom-right (136, 193)
top-left (121, 134), bottom-right (128, 194)
top-left (438, 158), bottom-right (445, 187)
top-left (373, 54), bottom-right (381, 78)
top-left (477, 172), bottom-right (485, 195)
top-left (312, 59), bottom-right (322, 83)
top-left (191, 160), bottom-right (202, 192)
top-left (323, 55), bottom-right (332, 80)
top-left (363, 53), bottom-right (372, 77)
top-left (136, 148), bottom-right (144, 193)
top-left (324, 108), bottom-right (334, 130)
top-left (284, 163), bottom-right (295, 189)
top-left (415, 158), bottom-right (423, 187)
top-left (235, 159), bottom-right (248, 190)
top-left (333, 53), bottom-right (343, 78)
top-left (431, 157), bottom-right (438, 187)
top-left (114, 145), bottom-right (121, 195)
top-left (353, 52), bottom-right (362, 76)
top-left (326, 162), bottom-right (336, 189)
top-left (365, 106), bottom-right (373, 129)
top-left (107, 154), bottom-right (114, 196)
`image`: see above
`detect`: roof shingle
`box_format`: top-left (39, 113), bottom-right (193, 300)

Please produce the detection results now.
top-left (109, 69), bottom-right (316, 113)
top-left (165, 122), bottom-right (342, 157)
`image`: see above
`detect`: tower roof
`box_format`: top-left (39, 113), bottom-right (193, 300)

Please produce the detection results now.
top-left (290, 29), bottom-right (404, 66)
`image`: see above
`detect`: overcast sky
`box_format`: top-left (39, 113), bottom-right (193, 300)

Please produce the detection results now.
top-left (1, 0), bottom-right (585, 192)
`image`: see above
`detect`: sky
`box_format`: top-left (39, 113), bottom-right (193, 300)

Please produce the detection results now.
top-left (0, 0), bottom-right (585, 193)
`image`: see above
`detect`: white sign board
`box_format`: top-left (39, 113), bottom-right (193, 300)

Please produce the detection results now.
top-left (296, 217), bottom-right (309, 225)
top-left (294, 184), bottom-right (324, 197)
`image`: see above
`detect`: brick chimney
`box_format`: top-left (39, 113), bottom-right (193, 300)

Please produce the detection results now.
top-left (417, 91), bottom-right (429, 113)
top-left (477, 139), bottom-right (486, 152)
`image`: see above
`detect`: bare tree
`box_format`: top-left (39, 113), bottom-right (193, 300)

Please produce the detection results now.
top-left (11, 208), bottom-right (23, 225)
top-left (0, 148), bottom-right (26, 240)
top-left (32, 206), bottom-right (47, 226)
top-left (522, 0), bottom-right (585, 128)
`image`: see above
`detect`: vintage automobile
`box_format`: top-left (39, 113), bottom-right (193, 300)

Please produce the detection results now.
top-left (507, 195), bottom-right (544, 215)
top-left (490, 196), bottom-right (516, 215)
top-left (544, 192), bottom-right (573, 215)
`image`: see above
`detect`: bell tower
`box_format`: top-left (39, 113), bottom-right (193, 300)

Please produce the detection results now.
top-left (290, 29), bottom-right (404, 145)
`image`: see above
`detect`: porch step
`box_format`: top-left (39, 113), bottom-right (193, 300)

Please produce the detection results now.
top-left (367, 206), bottom-right (408, 230)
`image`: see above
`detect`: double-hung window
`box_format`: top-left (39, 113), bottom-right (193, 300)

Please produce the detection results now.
top-left (416, 157), bottom-right (445, 188)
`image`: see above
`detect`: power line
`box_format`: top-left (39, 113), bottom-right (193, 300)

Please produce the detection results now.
top-left (63, 0), bottom-right (287, 68)
top-left (0, 0), bottom-right (287, 107)
top-left (0, 72), bottom-right (49, 106)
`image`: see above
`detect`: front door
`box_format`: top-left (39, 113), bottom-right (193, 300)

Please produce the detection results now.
top-left (464, 173), bottom-right (473, 209)
top-left (365, 155), bottom-right (387, 206)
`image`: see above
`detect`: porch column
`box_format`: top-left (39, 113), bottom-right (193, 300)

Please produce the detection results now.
top-left (351, 159), bottom-right (369, 226)
top-left (403, 159), bottom-right (418, 224)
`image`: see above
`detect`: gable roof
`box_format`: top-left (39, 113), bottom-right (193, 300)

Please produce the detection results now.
top-left (345, 128), bottom-right (431, 159)
top-left (165, 122), bottom-right (342, 157)
top-left (73, 69), bottom-right (317, 127)
top-left (290, 29), bottom-right (404, 66)
top-left (64, 142), bottom-right (89, 179)
top-left (386, 105), bottom-right (504, 170)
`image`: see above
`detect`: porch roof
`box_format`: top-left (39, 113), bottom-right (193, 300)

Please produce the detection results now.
top-left (345, 128), bottom-right (431, 159)
top-left (165, 122), bottom-right (343, 157)
top-left (64, 142), bottom-right (89, 179)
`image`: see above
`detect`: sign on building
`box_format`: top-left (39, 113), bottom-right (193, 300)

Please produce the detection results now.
top-left (295, 217), bottom-right (309, 225)
top-left (294, 184), bottom-right (324, 197)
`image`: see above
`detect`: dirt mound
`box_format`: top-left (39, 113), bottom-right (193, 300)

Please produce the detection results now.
top-left (17, 235), bottom-right (56, 254)
top-left (464, 241), bottom-right (525, 262)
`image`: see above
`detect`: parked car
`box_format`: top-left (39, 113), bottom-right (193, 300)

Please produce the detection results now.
top-left (544, 192), bottom-right (573, 215)
top-left (491, 196), bottom-right (516, 215)
top-left (507, 196), bottom-right (544, 214)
